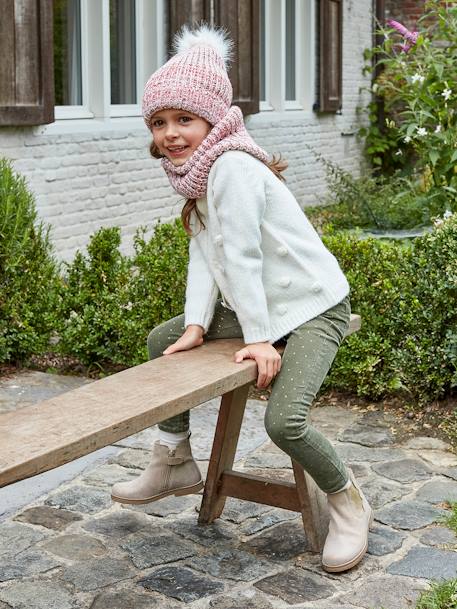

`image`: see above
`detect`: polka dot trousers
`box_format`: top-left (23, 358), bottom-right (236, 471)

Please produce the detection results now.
top-left (147, 294), bottom-right (352, 493)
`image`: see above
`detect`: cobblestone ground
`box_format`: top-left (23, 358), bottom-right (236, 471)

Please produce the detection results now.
top-left (1, 371), bottom-right (457, 609)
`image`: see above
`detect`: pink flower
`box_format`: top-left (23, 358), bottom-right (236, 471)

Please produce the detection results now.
top-left (387, 19), bottom-right (419, 52)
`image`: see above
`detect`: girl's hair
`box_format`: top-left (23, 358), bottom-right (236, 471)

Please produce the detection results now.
top-left (149, 140), bottom-right (288, 236)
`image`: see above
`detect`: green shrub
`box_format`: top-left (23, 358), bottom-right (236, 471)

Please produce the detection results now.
top-left (362, 1), bottom-right (457, 194)
top-left (305, 150), bottom-right (452, 232)
top-left (56, 219), bottom-right (189, 369)
top-left (322, 212), bottom-right (457, 404)
top-left (0, 158), bottom-right (60, 363)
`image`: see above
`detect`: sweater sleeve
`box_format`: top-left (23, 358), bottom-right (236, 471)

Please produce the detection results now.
top-left (212, 154), bottom-right (272, 343)
top-left (184, 235), bottom-right (219, 333)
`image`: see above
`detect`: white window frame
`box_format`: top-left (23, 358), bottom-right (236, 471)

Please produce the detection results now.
top-left (52, 0), bottom-right (166, 125)
top-left (259, 0), bottom-right (315, 115)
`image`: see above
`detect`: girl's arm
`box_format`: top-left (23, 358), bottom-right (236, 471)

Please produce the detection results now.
top-left (212, 153), bottom-right (271, 344)
top-left (184, 234), bottom-right (219, 334)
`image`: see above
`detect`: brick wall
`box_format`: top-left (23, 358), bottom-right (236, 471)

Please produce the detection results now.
top-left (1, 0), bottom-right (373, 262)
top-left (384, 0), bottom-right (426, 30)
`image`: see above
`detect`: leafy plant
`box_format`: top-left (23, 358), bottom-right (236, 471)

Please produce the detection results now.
top-left (0, 158), bottom-right (60, 363)
top-left (362, 0), bottom-right (457, 204)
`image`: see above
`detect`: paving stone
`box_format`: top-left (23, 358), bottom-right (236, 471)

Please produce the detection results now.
top-left (442, 466), bottom-right (457, 481)
top-left (81, 464), bottom-right (139, 488)
top-left (372, 458), bottom-right (432, 483)
top-left (120, 529), bottom-right (198, 569)
top-left (89, 590), bottom-right (164, 609)
top-left (62, 557), bottom-right (135, 591)
top-left (362, 476), bottom-right (409, 509)
top-left (221, 498), bottom-right (272, 524)
top-left (419, 450), bottom-right (457, 468)
top-left (340, 574), bottom-right (428, 609)
top-left (138, 565), bottom-right (224, 602)
top-left (126, 493), bottom-right (200, 517)
top-left (45, 485), bottom-right (112, 514)
top-left (241, 467), bottom-right (295, 484)
top-left (186, 547), bottom-right (274, 581)
top-left (243, 452), bottom-right (292, 469)
top-left (420, 526), bottom-right (457, 547)
top-left (108, 448), bottom-right (152, 470)
top-left (190, 398), bottom-right (269, 461)
top-left (41, 533), bottom-right (107, 561)
top-left (388, 545), bottom-right (457, 579)
top-left (335, 443), bottom-right (405, 463)
top-left (0, 370), bottom-right (91, 414)
top-left (169, 515), bottom-right (237, 548)
top-left (415, 478), bottom-right (457, 504)
top-left (346, 462), bottom-right (371, 479)
top-left (240, 509), bottom-right (298, 535)
top-left (0, 548), bottom-right (62, 582)
top-left (376, 500), bottom-right (447, 530)
top-left (0, 580), bottom-right (75, 609)
top-left (242, 520), bottom-right (309, 562)
top-left (367, 525), bottom-right (406, 556)
top-left (254, 568), bottom-right (335, 604)
top-left (208, 592), bottom-right (275, 609)
top-left (83, 510), bottom-right (150, 538)
top-left (309, 405), bottom-right (361, 440)
top-left (404, 436), bottom-right (452, 451)
top-left (14, 506), bottom-right (82, 531)
top-left (0, 522), bottom-right (47, 560)
top-left (338, 424), bottom-right (395, 447)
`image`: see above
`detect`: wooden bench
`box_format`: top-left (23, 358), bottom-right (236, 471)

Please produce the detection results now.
top-left (0, 314), bottom-right (361, 552)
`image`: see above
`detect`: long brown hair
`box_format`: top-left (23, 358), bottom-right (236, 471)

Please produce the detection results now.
top-left (149, 141), bottom-right (288, 236)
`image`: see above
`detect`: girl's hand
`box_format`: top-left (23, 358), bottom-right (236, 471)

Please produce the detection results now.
top-left (234, 342), bottom-right (282, 389)
top-left (163, 325), bottom-right (204, 355)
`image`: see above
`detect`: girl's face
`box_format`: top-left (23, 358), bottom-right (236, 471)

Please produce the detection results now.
top-left (150, 109), bottom-right (212, 166)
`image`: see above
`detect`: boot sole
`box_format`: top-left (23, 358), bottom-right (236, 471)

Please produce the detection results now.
top-left (111, 479), bottom-right (204, 505)
top-left (322, 508), bottom-right (374, 573)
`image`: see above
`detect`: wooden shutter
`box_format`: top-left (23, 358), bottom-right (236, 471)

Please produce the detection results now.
top-left (214, 0), bottom-right (260, 116)
top-left (0, 0), bottom-right (54, 126)
top-left (167, 0), bottom-right (261, 117)
top-left (318, 0), bottom-right (342, 113)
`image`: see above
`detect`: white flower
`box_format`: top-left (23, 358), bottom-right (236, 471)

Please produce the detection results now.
top-left (411, 73), bottom-right (425, 84)
top-left (417, 127), bottom-right (427, 137)
top-left (443, 209), bottom-right (453, 219)
top-left (395, 149), bottom-right (403, 156)
top-left (433, 217), bottom-right (444, 227)
top-left (372, 83), bottom-right (379, 94)
top-left (442, 88), bottom-right (452, 100)
top-left (122, 301), bottom-right (133, 311)
top-left (404, 135), bottom-right (412, 143)
top-left (435, 125), bottom-right (442, 133)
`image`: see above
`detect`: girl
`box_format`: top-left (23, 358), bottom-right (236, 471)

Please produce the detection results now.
top-left (111, 22), bottom-right (373, 573)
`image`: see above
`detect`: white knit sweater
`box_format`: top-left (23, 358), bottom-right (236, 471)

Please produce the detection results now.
top-left (184, 150), bottom-right (350, 344)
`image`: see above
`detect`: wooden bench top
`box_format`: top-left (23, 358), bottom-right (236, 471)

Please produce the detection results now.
top-left (0, 314), bottom-right (361, 488)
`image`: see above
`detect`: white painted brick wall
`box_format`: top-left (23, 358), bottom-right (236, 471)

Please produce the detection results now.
top-left (0, 1), bottom-right (372, 262)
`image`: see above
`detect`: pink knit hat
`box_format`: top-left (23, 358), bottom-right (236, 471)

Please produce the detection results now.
top-left (142, 22), bottom-right (235, 130)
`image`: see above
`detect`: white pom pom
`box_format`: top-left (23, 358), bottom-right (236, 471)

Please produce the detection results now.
top-left (172, 22), bottom-right (234, 68)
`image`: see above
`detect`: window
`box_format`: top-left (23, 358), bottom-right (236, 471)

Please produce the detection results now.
top-left (53, 0), bottom-right (166, 121)
top-left (259, 0), bottom-right (315, 113)
top-left (54, 0), bottom-right (83, 106)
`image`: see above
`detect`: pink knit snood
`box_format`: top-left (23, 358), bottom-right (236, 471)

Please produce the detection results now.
top-left (161, 105), bottom-right (269, 199)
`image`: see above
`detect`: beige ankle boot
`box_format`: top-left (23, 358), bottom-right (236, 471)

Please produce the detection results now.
top-left (111, 436), bottom-right (204, 505)
top-left (321, 468), bottom-right (374, 573)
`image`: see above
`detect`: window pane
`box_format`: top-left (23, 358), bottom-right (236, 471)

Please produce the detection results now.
top-left (110, 0), bottom-right (137, 104)
top-left (260, 0), bottom-right (266, 101)
top-left (54, 0), bottom-right (83, 106)
top-left (285, 0), bottom-right (296, 100)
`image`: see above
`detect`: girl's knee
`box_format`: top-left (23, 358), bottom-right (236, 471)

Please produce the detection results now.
top-left (264, 407), bottom-right (287, 448)
top-left (264, 404), bottom-right (309, 447)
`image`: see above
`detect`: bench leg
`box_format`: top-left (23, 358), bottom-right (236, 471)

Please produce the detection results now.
top-left (291, 459), bottom-right (329, 552)
top-left (198, 383), bottom-right (250, 525)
